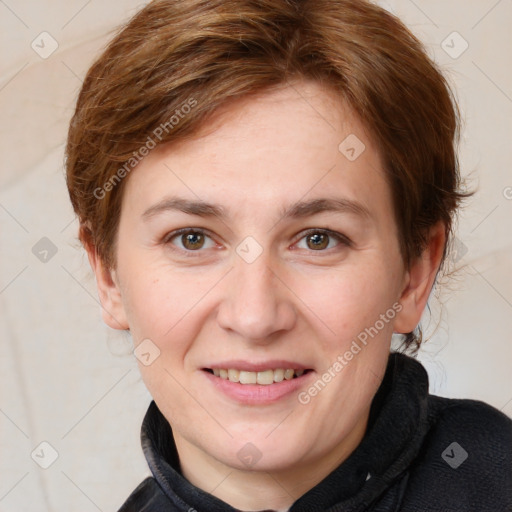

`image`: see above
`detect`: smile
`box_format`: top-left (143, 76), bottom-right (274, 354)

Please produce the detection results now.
top-left (205, 368), bottom-right (310, 385)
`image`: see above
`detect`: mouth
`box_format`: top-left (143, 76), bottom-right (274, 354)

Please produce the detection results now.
top-left (201, 361), bottom-right (315, 404)
top-left (203, 367), bottom-right (313, 385)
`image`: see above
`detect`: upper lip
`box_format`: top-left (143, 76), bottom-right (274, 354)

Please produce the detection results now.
top-left (203, 360), bottom-right (312, 372)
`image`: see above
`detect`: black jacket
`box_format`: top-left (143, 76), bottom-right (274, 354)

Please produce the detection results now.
top-left (118, 353), bottom-right (512, 511)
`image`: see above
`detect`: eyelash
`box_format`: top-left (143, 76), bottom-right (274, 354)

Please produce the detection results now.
top-left (295, 228), bottom-right (352, 251)
top-left (163, 227), bottom-right (352, 257)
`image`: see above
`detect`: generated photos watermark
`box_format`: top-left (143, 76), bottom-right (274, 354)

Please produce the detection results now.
top-left (298, 301), bottom-right (403, 404)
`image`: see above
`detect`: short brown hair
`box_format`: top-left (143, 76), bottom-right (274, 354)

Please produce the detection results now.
top-left (65, 0), bottom-right (469, 351)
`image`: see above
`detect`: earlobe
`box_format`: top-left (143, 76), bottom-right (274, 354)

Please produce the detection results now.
top-left (393, 222), bottom-right (446, 334)
top-left (84, 239), bottom-right (129, 331)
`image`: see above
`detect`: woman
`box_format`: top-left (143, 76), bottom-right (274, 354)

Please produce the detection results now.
top-left (65, 0), bottom-right (512, 510)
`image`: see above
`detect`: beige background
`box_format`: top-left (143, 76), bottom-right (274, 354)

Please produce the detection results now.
top-left (1, 0), bottom-right (511, 510)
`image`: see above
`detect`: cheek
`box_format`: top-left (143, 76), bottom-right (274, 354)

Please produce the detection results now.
top-left (117, 257), bottom-right (193, 341)
top-left (118, 258), bottom-right (227, 362)
top-left (291, 262), bottom-right (401, 343)
top-left (122, 267), bottom-right (208, 408)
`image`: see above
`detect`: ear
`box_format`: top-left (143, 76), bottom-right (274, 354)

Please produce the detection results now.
top-left (394, 221), bottom-right (446, 334)
top-left (82, 231), bottom-right (129, 331)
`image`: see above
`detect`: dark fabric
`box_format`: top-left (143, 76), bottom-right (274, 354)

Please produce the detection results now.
top-left (118, 353), bottom-right (512, 511)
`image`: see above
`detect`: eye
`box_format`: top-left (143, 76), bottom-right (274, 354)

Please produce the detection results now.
top-left (165, 228), bottom-right (217, 251)
top-left (295, 229), bottom-right (351, 251)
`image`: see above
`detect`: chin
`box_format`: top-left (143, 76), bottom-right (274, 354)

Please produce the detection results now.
top-left (218, 431), bottom-right (309, 472)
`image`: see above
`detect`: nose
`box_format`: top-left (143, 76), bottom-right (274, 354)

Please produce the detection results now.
top-left (216, 252), bottom-right (297, 343)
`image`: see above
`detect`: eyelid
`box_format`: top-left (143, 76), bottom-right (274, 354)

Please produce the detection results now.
top-left (163, 227), bottom-right (352, 256)
top-left (163, 227), bottom-right (212, 243)
top-left (163, 227), bottom-right (219, 255)
top-left (293, 228), bottom-right (353, 249)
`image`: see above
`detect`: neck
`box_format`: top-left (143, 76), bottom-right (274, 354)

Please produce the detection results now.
top-left (173, 409), bottom-right (370, 512)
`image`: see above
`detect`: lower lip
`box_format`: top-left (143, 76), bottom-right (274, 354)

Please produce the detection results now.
top-left (202, 370), bottom-right (313, 405)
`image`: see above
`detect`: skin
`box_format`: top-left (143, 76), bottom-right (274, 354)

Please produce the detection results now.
top-left (86, 80), bottom-right (445, 512)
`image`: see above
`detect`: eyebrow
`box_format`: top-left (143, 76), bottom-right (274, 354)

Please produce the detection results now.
top-left (141, 196), bottom-right (371, 222)
top-left (278, 197), bottom-right (371, 221)
top-left (142, 197), bottom-right (226, 220)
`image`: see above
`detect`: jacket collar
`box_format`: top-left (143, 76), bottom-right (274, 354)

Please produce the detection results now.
top-left (140, 352), bottom-right (430, 512)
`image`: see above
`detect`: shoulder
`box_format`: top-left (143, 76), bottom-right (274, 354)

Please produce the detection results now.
top-left (117, 477), bottom-right (176, 511)
top-left (400, 396), bottom-right (512, 511)
top-left (426, 394), bottom-right (512, 462)
top-left (429, 392), bottom-right (511, 432)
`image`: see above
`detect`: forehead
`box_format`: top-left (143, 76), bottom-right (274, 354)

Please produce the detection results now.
top-left (121, 80), bottom-right (392, 225)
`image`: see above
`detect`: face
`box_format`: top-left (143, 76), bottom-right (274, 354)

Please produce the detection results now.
top-left (95, 80), bottom-right (434, 475)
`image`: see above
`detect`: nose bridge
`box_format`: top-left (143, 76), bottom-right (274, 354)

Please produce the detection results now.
top-left (236, 251), bottom-right (275, 304)
top-left (216, 247), bottom-right (296, 341)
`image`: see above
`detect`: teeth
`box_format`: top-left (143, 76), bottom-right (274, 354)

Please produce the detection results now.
top-left (227, 369), bottom-right (240, 382)
top-left (257, 369), bottom-right (274, 385)
top-left (211, 368), bottom-right (306, 384)
top-left (273, 368), bottom-right (284, 383)
top-left (239, 371), bottom-right (257, 384)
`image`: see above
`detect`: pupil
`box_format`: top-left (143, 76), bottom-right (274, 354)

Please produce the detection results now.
top-left (183, 232), bottom-right (204, 249)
